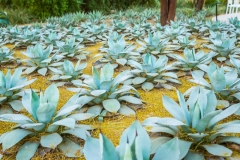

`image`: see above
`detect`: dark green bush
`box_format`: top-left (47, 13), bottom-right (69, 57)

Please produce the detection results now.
top-left (0, 0), bottom-right (83, 20)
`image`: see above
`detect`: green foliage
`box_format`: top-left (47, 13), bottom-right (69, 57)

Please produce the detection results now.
top-left (0, 0), bottom-right (83, 20)
top-left (0, 11), bottom-right (10, 27)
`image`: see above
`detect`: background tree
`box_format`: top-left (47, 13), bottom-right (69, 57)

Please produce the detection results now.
top-left (160, 0), bottom-right (177, 26)
top-left (194, 0), bottom-right (205, 12)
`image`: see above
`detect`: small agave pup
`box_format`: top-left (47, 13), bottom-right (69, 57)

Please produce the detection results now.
top-left (187, 62), bottom-right (240, 107)
top-left (94, 36), bottom-right (140, 69)
top-left (67, 63), bottom-right (142, 116)
top-left (0, 46), bottom-right (15, 65)
top-left (0, 68), bottom-right (36, 113)
top-left (169, 48), bottom-right (217, 72)
top-left (49, 59), bottom-right (87, 87)
top-left (0, 84), bottom-right (95, 159)
top-left (83, 120), bottom-right (151, 160)
top-left (143, 88), bottom-right (240, 159)
top-left (21, 44), bottom-right (63, 76)
top-left (126, 54), bottom-right (181, 91)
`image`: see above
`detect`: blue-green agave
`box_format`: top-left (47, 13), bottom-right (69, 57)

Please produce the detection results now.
top-left (83, 120), bottom-right (151, 160)
top-left (0, 84), bottom-right (95, 159)
top-left (137, 31), bottom-right (169, 55)
top-left (49, 59), bottom-right (87, 87)
top-left (143, 88), bottom-right (240, 159)
top-left (126, 54), bottom-right (181, 91)
top-left (67, 63), bottom-right (142, 116)
top-left (0, 68), bottom-right (36, 113)
top-left (0, 46), bottom-right (15, 65)
top-left (21, 44), bottom-right (63, 76)
top-left (177, 36), bottom-right (196, 49)
top-left (187, 62), bottom-right (240, 105)
top-left (56, 36), bottom-right (89, 60)
top-left (95, 36), bottom-right (140, 69)
top-left (169, 48), bottom-right (217, 71)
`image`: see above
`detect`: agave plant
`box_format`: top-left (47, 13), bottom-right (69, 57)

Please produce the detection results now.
top-left (187, 62), bottom-right (240, 107)
top-left (204, 20), bottom-right (227, 32)
top-left (140, 8), bottom-right (157, 20)
top-left (137, 32), bottom-right (170, 55)
top-left (88, 11), bottom-right (104, 24)
top-left (0, 68), bottom-right (36, 113)
top-left (21, 44), bottom-right (63, 76)
top-left (169, 48), bottom-right (217, 71)
top-left (85, 23), bottom-right (108, 42)
top-left (126, 54), bottom-right (180, 91)
top-left (98, 32), bottom-right (124, 51)
top-left (2, 26), bottom-right (21, 43)
top-left (49, 59), bottom-right (87, 87)
top-left (184, 18), bottom-right (202, 33)
top-left (83, 120), bottom-right (150, 160)
top-left (164, 22), bottom-right (190, 40)
top-left (177, 36), bottom-right (196, 49)
top-left (229, 17), bottom-right (240, 29)
top-left (0, 46), bottom-right (15, 65)
top-left (42, 31), bottom-right (63, 46)
top-left (95, 36), bottom-right (140, 69)
top-left (207, 35), bottom-right (239, 62)
top-left (112, 19), bottom-right (128, 32)
top-left (67, 63), bottom-right (142, 116)
top-left (143, 88), bottom-right (240, 159)
top-left (15, 28), bottom-right (41, 48)
top-left (56, 36), bottom-right (89, 60)
top-left (125, 24), bottom-right (146, 41)
top-left (0, 84), bottom-right (95, 159)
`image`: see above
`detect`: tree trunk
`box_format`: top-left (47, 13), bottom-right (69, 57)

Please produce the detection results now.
top-left (160, 0), bottom-right (177, 26)
top-left (195, 0), bottom-right (205, 12)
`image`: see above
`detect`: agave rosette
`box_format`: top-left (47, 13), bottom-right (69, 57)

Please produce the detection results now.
top-left (137, 31), bottom-right (170, 55)
top-left (42, 31), bottom-right (63, 47)
top-left (56, 36), bottom-right (89, 60)
top-left (2, 26), bottom-right (21, 44)
top-left (206, 32), bottom-right (239, 62)
top-left (143, 88), bottom-right (240, 159)
top-left (95, 36), bottom-right (140, 69)
top-left (164, 21), bottom-right (190, 41)
top-left (112, 19), bottom-right (128, 32)
top-left (83, 120), bottom-right (151, 160)
top-left (15, 28), bottom-right (41, 48)
top-left (0, 84), bottom-right (95, 159)
top-left (0, 68), bottom-right (36, 113)
top-left (169, 48), bottom-right (217, 71)
top-left (126, 54), bottom-right (180, 91)
top-left (67, 63), bottom-right (142, 116)
top-left (187, 62), bottom-right (240, 106)
top-left (177, 36), bottom-right (196, 49)
top-left (0, 46), bottom-right (15, 65)
top-left (21, 44), bottom-right (63, 76)
top-left (49, 59), bottom-right (87, 87)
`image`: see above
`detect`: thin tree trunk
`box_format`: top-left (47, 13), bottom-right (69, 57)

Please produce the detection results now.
top-left (195, 0), bottom-right (205, 12)
top-left (160, 0), bottom-right (169, 26)
top-left (167, 0), bottom-right (177, 22)
top-left (160, 0), bottom-right (177, 26)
